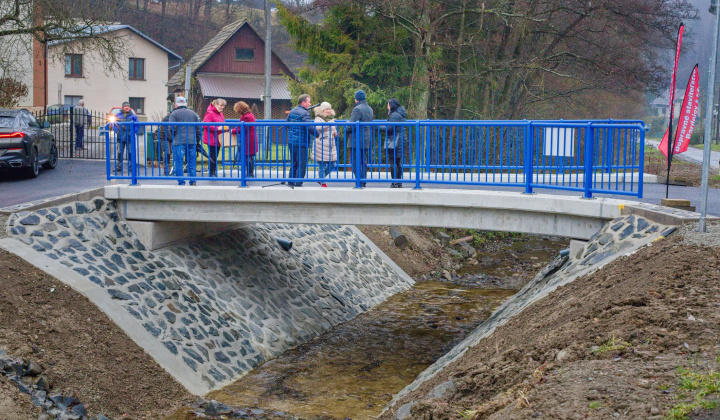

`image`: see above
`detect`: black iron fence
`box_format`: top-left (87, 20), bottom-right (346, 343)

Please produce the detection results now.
top-left (32, 108), bottom-right (109, 160)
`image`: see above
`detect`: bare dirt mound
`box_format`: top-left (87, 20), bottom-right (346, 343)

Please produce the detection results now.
top-left (0, 249), bottom-right (192, 419)
top-left (358, 226), bottom-right (445, 277)
top-left (382, 232), bottom-right (720, 419)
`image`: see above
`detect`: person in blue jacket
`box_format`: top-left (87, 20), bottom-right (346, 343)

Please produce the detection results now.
top-left (112, 101), bottom-right (139, 173)
top-left (285, 94), bottom-right (319, 187)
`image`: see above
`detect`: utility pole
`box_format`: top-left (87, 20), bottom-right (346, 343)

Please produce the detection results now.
top-left (263, 0), bottom-right (272, 120)
top-left (184, 65), bottom-right (192, 105)
top-left (698, 0), bottom-right (720, 232)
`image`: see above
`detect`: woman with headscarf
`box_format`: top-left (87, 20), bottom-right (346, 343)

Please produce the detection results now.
top-left (312, 102), bottom-right (338, 187)
top-left (382, 98), bottom-right (407, 188)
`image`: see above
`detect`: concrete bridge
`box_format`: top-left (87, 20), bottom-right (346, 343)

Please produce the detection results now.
top-left (103, 185), bottom-right (680, 249)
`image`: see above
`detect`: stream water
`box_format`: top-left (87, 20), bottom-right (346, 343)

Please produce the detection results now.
top-left (169, 235), bottom-right (568, 419)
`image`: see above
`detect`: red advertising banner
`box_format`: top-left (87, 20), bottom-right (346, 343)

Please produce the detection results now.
top-left (659, 64), bottom-right (700, 158)
top-left (673, 64), bottom-right (700, 155)
top-left (668, 24), bottom-right (685, 132)
top-left (659, 24), bottom-right (685, 162)
top-left (659, 128), bottom-right (670, 157)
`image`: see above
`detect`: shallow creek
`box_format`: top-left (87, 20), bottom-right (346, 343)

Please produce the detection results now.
top-left (171, 235), bottom-right (567, 419)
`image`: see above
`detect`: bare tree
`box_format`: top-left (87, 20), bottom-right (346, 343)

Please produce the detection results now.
top-left (0, 0), bottom-right (129, 83)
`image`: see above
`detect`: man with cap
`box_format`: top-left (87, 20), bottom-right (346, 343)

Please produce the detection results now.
top-left (112, 101), bottom-right (139, 172)
top-left (168, 96), bottom-right (202, 185)
top-left (346, 90), bottom-right (374, 187)
top-left (285, 94), bottom-right (319, 186)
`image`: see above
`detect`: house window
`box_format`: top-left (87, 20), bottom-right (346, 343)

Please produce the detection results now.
top-left (129, 58), bottom-right (145, 80)
top-left (64, 96), bottom-right (83, 106)
top-left (235, 48), bottom-right (254, 61)
top-left (64, 54), bottom-right (83, 77)
top-left (129, 97), bottom-right (145, 115)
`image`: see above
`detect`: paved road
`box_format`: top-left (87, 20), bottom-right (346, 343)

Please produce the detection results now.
top-left (645, 139), bottom-right (720, 170)
top-left (0, 159), bottom-right (117, 208)
top-left (1, 159), bottom-right (718, 216)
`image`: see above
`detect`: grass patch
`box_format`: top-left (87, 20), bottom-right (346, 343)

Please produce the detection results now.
top-left (666, 368), bottom-right (720, 419)
top-left (691, 143), bottom-right (720, 152)
top-left (593, 336), bottom-right (631, 355)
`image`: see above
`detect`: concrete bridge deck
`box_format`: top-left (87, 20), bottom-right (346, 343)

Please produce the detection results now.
top-left (105, 185), bottom-right (648, 242)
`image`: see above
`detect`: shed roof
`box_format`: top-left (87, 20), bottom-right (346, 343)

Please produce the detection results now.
top-left (196, 73), bottom-right (291, 100)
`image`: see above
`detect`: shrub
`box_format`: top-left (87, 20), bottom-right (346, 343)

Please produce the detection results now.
top-left (0, 77), bottom-right (29, 107)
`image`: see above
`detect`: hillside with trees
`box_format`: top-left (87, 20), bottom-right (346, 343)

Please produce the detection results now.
top-left (278, 0), bottom-right (697, 120)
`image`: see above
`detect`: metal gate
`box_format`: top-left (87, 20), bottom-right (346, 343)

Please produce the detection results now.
top-left (32, 107), bottom-right (108, 160)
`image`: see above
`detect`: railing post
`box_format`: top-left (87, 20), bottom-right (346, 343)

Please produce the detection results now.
top-left (638, 125), bottom-right (645, 198)
top-left (605, 127), bottom-right (613, 174)
top-left (414, 121), bottom-right (422, 190)
top-left (130, 122), bottom-right (138, 186)
top-left (524, 121), bottom-right (534, 194)
top-left (105, 123), bottom-right (111, 180)
top-left (239, 121), bottom-right (247, 187)
top-left (354, 121), bottom-right (362, 188)
top-left (583, 123), bottom-right (594, 198)
top-left (69, 106), bottom-right (75, 151)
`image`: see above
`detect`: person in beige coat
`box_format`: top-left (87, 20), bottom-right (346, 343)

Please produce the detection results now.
top-left (313, 102), bottom-right (338, 187)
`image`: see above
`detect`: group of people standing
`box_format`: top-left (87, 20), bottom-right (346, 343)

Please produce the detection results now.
top-left (285, 90), bottom-right (407, 188)
top-left (111, 89), bottom-right (407, 187)
top-left (112, 96), bottom-right (258, 186)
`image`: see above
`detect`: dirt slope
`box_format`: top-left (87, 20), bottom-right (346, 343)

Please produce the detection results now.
top-left (0, 249), bottom-right (192, 419)
top-left (381, 228), bottom-right (720, 419)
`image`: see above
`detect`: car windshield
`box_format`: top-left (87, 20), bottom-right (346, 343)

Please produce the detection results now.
top-left (0, 116), bottom-right (16, 128)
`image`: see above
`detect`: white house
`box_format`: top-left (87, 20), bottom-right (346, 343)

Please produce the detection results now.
top-left (650, 89), bottom-right (685, 119)
top-left (45, 25), bottom-right (182, 120)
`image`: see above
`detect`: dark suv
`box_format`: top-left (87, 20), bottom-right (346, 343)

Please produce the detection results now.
top-left (0, 109), bottom-right (58, 178)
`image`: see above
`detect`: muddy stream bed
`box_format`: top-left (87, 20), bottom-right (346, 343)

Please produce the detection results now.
top-left (169, 235), bottom-right (568, 419)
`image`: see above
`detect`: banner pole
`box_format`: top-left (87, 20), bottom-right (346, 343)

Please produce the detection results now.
top-left (666, 24), bottom-right (685, 199)
top-left (699, 7), bottom-right (720, 232)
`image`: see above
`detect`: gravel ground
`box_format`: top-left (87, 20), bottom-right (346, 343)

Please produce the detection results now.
top-left (678, 220), bottom-right (720, 247)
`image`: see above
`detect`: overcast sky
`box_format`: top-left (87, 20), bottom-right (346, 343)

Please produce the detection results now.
top-left (675, 0), bottom-right (718, 89)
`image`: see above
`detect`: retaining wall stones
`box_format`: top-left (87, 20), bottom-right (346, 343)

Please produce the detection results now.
top-left (383, 214), bottom-right (672, 418)
top-left (3, 198), bottom-right (414, 395)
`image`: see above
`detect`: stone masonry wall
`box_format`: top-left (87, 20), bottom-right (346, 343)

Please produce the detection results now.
top-left (383, 214), bottom-right (673, 418)
top-left (5, 198), bottom-right (414, 394)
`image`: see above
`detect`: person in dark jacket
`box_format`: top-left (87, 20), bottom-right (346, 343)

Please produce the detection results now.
top-left (381, 98), bottom-right (407, 188)
top-left (156, 113), bottom-right (172, 176)
top-left (346, 90), bottom-right (374, 187)
top-left (168, 96), bottom-right (202, 185)
top-left (285, 94), bottom-right (319, 187)
top-left (112, 101), bottom-right (139, 173)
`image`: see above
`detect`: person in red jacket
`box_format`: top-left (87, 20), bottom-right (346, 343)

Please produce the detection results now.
top-left (202, 98), bottom-right (227, 177)
top-left (233, 101), bottom-right (257, 177)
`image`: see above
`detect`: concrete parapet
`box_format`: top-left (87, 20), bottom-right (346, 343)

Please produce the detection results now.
top-left (0, 187), bottom-right (104, 215)
top-left (105, 186), bottom-right (636, 240)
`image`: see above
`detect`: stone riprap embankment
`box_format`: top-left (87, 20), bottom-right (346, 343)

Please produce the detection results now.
top-left (383, 214), bottom-right (672, 419)
top-left (0, 349), bottom-right (108, 419)
top-left (2, 198), bottom-right (413, 395)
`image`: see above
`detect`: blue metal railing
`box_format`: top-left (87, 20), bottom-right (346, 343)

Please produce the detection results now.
top-left (104, 119), bottom-right (645, 198)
